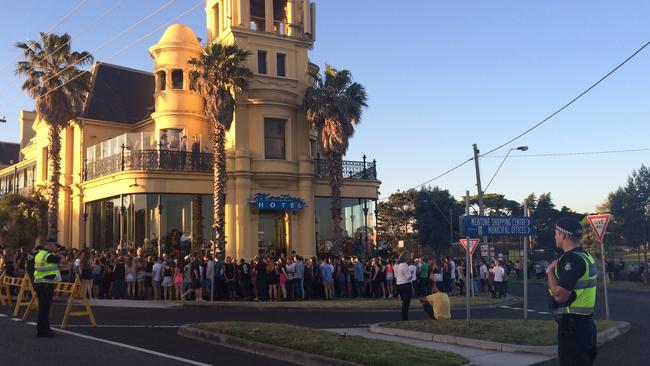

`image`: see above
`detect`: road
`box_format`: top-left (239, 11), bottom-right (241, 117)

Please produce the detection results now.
top-left (1, 281), bottom-right (647, 366)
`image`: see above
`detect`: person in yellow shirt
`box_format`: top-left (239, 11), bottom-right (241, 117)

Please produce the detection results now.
top-left (419, 287), bottom-right (451, 320)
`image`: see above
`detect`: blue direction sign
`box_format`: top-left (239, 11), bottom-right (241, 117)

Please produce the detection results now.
top-left (463, 216), bottom-right (534, 237)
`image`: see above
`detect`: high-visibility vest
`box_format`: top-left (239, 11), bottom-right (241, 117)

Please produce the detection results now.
top-left (553, 250), bottom-right (597, 315)
top-left (34, 250), bottom-right (61, 284)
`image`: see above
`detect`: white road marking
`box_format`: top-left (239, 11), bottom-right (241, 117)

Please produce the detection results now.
top-left (26, 322), bottom-right (36, 326)
top-left (11, 318), bottom-right (22, 321)
top-left (497, 305), bottom-right (553, 316)
top-left (0, 314), bottom-right (8, 317)
top-left (52, 328), bottom-right (214, 366)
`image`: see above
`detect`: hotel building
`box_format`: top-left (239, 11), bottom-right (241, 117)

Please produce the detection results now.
top-left (0, 0), bottom-right (380, 260)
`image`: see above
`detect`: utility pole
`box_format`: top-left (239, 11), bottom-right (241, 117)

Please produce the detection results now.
top-left (472, 144), bottom-right (487, 259)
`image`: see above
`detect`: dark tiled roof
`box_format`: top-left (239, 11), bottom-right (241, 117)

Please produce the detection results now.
top-left (80, 62), bottom-right (154, 124)
top-left (0, 142), bottom-right (20, 165)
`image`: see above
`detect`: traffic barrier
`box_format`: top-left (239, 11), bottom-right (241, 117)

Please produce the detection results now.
top-left (6, 273), bottom-right (38, 318)
top-left (23, 275), bottom-right (96, 328)
top-left (0, 274), bottom-right (12, 306)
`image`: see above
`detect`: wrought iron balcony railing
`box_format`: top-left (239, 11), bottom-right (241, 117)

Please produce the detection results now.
top-left (85, 149), bottom-right (214, 181)
top-left (314, 155), bottom-right (377, 180)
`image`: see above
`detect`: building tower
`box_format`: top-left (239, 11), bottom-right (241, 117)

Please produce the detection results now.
top-left (149, 24), bottom-right (208, 148)
top-left (205, 0), bottom-right (318, 259)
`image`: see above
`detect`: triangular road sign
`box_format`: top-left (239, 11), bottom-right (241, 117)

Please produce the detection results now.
top-left (587, 214), bottom-right (611, 242)
top-left (460, 239), bottom-right (480, 255)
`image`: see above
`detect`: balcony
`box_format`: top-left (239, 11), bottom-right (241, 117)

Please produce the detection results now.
top-left (314, 155), bottom-right (377, 180)
top-left (84, 149), bottom-right (214, 181)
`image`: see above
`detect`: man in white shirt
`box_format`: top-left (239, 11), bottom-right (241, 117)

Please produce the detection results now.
top-left (408, 260), bottom-right (417, 296)
top-left (479, 261), bottom-right (488, 294)
top-left (493, 260), bottom-right (505, 299)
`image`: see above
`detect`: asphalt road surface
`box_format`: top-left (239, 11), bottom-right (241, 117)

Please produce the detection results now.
top-left (1, 280), bottom-right (647, 366)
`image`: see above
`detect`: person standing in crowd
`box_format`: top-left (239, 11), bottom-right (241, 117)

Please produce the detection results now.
top-left (479, 260), bottom-right (488, 295)
top-left (161, 260), bottom-right (173, 300)
top-left (152, 256), bottom-right (163, 300)
top-left (267, 259), bottom-right (278, 301)
top-left (112, 257), bottom-right (126, 299)
top-left (395, 251), bottom-right (412, 321)
top-left (353, 257), bottom-right (365, 298)
top-left (294, 256), bottom-right (305, 300)
top-left (418, 257), bottom-right (430, 296)
top-left (79, 250), bottom-right (93, 299)
top-left (224, 256), bottom-right (237, 300)
top-left (321, 258), bottom-right (334, 300)
top-left (33, 240), bottom-right (61, 337)
top-left (192, 254), bottom-right (204, 301)
top-left (493, 260), bottom-right (505, 299)
top-left (125, 256), bottom-right (136, 300)
top-left (255, 257), bottom-right (268, 301)
top-left (408, 259), bottom-right (417, 297)
top-left (238, 258), bottom-right (251, 300)
top-left (173, 259), bottom-right (184, 300)
top-left (385, 259), bottom-right (395, 298)
top-left (547, 218), bottom-right (598, 366)
top-left (286, 257), bottom-right (296, 300)
top-left (144, 256), bottom-right (154, 299)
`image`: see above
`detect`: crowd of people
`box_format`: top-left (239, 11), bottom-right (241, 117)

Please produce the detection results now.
top-left (2, 245), bottom-right (648, 302)
top-left (0, 245), bottom-right (517, 302)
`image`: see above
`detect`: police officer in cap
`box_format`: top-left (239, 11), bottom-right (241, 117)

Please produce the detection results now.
top-left (33, 239), bottom-right (62, 337)
top-left (547, 218), bottom-right (598, 365)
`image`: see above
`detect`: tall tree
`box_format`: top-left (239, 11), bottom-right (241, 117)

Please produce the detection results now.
top-left (414, 187), bottom-right (461, 257)
top-left (376, 189), bottom-right (417, 246)
top-left (189, 42), bottom-right (252, 256)
top-left (304, 65), bottom-right (368, 254)
top-left (608, 165), bottom-right (650, 264)
top-left (15, 33), bottom-right (93, 241)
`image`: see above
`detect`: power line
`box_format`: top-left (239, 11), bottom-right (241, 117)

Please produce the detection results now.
top-left (0, 0), bottom-right (126, 98)
top-left (378, 157), bottom-right (473, 201)
top-left (4, 0), bottom-right (178, 109)
top-left (487, 147), bottom-right (650, 158)
top-left (0, 0), bottom-right (90, 74)
top-left (483, 150), bottom-right (512, 192)
top-left (479, 40), bottom-right (650, 158)
top-left (37, 1), bottom-right (204, 101)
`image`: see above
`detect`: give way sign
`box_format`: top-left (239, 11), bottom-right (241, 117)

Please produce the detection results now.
top-left (587, 214), bottom-right (611, 242)
top-left (460, 239), bottom-right (480, 256)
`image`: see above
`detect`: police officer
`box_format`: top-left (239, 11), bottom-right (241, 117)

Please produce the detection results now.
top-left (547, 218), bottom-right (598, 365)
top-left (33, 239), bottom-right (62, 338)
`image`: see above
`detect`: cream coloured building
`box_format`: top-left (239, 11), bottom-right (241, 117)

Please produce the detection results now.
top-left (0, 0), bottom-right (380, 260)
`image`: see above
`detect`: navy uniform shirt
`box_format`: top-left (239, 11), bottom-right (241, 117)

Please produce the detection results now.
top-left (557, 247), bottom-right (588, 292)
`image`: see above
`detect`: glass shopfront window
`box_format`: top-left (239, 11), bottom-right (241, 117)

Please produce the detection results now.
top-left (86, 193), bottom-right (214, 257)
top-left (315, 197), bottom-right (376, 256)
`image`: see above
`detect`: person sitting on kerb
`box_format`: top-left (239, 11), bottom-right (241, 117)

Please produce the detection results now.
top-left (419, 286), bottom-right (452, 320)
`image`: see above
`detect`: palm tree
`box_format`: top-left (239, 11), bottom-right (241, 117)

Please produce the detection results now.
top-left (15, 33), bottom-right (93, 241)
top-left (304, 65), bottom-right (368, 255)
top-left (189, 42), bottom-right (252, 256)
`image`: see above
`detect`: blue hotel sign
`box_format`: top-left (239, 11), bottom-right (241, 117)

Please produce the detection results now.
top-left (463, 216), bottom-right (534, 237)
top-left (251, 193), bottom-right (305, 211)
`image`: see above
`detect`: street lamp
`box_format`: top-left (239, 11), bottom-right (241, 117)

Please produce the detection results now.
top-left (484, 146), bottom-right (529, 192)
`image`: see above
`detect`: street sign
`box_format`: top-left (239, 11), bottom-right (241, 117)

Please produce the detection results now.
top-left (587, 214), bottom-right (611, 242)
top-left (463, 216), bottom-right (534, 237)
top-left (480, 244), bottom-right (489, 257)
top-left (460, 238), bottom-right (480, 256)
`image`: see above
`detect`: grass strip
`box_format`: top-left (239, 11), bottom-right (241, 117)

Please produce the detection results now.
top-left (382, 319), bottom-right (621, 346)
top-left (194, 321), bottom-right (468, 366)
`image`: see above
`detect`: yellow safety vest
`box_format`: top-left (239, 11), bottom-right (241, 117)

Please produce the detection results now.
top-left (553, 250), bottom-right (598, 315)
top-left (34, 250), bottom-right (61, 284)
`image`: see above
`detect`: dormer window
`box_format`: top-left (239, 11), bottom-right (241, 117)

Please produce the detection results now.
top-left (171, 69), bottom-right (184, 90)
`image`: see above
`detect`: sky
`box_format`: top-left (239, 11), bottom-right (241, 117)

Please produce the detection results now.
top-left (0, 0), bottom-right (648, 213)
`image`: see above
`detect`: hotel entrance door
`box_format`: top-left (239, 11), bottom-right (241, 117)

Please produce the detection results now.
top-left (258, 212), bottom-right (289, 257)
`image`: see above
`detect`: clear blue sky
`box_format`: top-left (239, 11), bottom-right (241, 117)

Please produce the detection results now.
top-left (1, 0), bottom-right (648, 213)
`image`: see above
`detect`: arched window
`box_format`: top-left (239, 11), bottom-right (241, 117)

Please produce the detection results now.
top-left (171, 69), bottom-right (184, 90)
top-left (156, 70), bottom-right (166, 92)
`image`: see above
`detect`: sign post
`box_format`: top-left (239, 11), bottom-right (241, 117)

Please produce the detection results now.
top-left (464, 191), bottom-right (471, 326)
top-left (587, 214), bottom-right (612, 321)
top-left (523, 199), bottom-right (529, 321)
